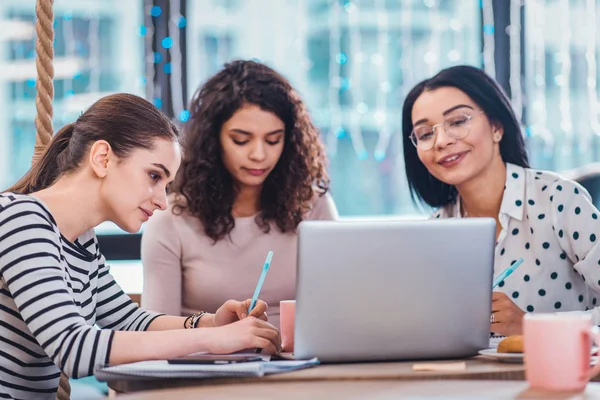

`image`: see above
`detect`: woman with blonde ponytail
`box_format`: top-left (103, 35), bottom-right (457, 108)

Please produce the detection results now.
top-left (0, 93), bottom-right (280, 399)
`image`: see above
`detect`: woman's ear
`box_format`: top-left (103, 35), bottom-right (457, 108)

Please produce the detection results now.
top-left (88, 140), bottom-right (112, 178)
top-left (492, 123), bottom-right (504, 143)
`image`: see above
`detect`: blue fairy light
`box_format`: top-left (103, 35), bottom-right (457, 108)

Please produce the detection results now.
top-left (340, 78), bottom-right (351, 91)
top-left (335, 127), bottom-right (346, 138)
top-left (335, 52), bottom-right (348, 65)
top-left (374, 149), bottom-right (386, 161)
top-left (150, 6), bottom-right (162, 17)
top-left (161, 37), bottom-right (173, 49)
top-left (179, 110), bottom-right (191, 122)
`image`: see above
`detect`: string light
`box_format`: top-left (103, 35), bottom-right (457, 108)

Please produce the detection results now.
top-left (326, 0), bottom-right (342, 158)
top-left (400, 0), bottom-right (413, 98)
top-left (89, 16), bottom-right (100, 93)
top-left (557, 0), bottom-right (573, 155)
top-left (144, 2), bottom-right (157, 101)
top-left (481, 0), bottom-right (496, 78)
top-left (373, 0), bottom-right (390, 162)
top-left (524, 0), bottom-right (554, 154)
top-left (347, 1), bottom-right (368, 160)
top-left (63, 13), bottom-right (75, 97)
top-left (508, 0), bottom-right (522, 121)
top-left (216, 6), bottom-right (229, 68)
top-left (294, 0), bottom-right (309, 96)
top-left (169, 0), bottom-right (185, 119)
top-left (12, 38), bottom-right (26, 101)
top-left (448, 16), bottom-right (462, 63)
top-left (425, 0), bottom-right (441, 76)
top-left (585, 0), bottom-right (600, 151)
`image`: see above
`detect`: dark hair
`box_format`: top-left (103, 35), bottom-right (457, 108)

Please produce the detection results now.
top-left (8, 93), bottom-right (180, 194)
top-left (173, 60), bottom-right (329, 242)
top-left (402, 65), bottom-right (529, 208)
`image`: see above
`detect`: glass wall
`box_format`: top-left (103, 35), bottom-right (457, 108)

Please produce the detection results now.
top-left (0, 0), bottom-right (144, 193)
top-left (524, 0), bottom-right (600, 172)
top-left (185, 0), bottom-right (482, 215)
top-left (5, 1), bottom-right (600, 217)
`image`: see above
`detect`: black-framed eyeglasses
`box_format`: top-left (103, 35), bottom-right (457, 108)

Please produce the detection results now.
top-left (410, 111), bottom-right (485, 151)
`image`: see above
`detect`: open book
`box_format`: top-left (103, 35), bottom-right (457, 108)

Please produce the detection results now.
top-left (94, 356), bottom-right (319, 382)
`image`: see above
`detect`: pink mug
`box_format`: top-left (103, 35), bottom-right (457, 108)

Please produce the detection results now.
top-left (280, 300), bottom-right (295, 352)
top-left (523, 312), bottom-right (600, 391)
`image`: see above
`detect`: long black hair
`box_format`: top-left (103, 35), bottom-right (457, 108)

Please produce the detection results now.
top-left (402, 65), bottom-right (529, 208)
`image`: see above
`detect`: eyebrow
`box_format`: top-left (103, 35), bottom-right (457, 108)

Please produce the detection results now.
top-left (151, 163), bottom-right (171, 178)
top-left (413, 104), bottom-right (475, 127)
top-left (229, 128), bottom-right (285, 136)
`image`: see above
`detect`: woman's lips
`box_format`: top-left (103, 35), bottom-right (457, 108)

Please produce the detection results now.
top-left (244, 168), bottom-right (267, 176)
top-left (437, 151), bottom-right (468, 168)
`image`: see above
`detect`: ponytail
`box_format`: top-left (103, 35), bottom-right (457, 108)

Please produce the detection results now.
top-left (5, 93), bottom-right (180, 195)
top-left (7, 123), bottom-right (75, 194)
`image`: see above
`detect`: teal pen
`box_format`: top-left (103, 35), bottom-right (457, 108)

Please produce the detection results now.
top-left (248, 251), bottom-right (274, 313)
top-left (492, 258), bottom-right (524, 289)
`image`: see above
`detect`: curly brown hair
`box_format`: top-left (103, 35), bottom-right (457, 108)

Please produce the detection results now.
top-left (172, 60), bottom-right (330, 242)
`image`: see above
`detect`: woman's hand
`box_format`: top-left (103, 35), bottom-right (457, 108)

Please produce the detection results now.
top-left (213, 299), bottom-right (268, 327)
top-left (491, 291), bottom-right (525, 336)
top-left (206, 317), bottom-right (281, 355)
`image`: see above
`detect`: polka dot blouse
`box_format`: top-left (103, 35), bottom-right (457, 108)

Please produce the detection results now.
top-left (432, 163), bottom-right (600, 323)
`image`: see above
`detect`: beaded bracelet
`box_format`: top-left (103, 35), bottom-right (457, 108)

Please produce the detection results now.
top-left (184, 311), bottom-right (207, 329)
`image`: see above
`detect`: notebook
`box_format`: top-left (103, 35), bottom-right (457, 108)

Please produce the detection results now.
top-left (489, 335), bottom-right (505, 349)
top-left (94, 357), bottom-right (319, 382)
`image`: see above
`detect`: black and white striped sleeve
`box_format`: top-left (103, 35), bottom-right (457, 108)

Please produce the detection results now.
top-left (0, 200), bottom-right (113, 378)
top-left (94, 250), bottom-right (163, 331)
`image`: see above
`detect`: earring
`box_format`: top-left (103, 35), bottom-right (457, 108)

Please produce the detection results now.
top-left (494, 134), bottom-right (501, 142)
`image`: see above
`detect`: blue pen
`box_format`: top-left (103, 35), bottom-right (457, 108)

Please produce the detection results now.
top-left (492, 258), bottom-right (524, 289)
top-left (248, 251), bottom-right (274, 313)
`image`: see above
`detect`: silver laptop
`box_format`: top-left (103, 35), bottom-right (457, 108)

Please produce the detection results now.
top-left (294, 218), bottom-right (495, 362)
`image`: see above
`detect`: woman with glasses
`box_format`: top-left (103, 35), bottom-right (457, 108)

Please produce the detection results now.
top-left (402, 65), bottom-right (600, 336)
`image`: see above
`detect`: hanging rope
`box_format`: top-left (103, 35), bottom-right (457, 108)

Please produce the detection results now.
top-left (34, 1), bottom-right (70, 399)
top-left (56, 373), bottom-right (70, 400)
top-left (33, 0), bottom-right (55, 166)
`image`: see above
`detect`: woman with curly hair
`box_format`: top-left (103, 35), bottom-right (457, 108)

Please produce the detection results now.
top-left (141, 60), bottom-right (338, 328)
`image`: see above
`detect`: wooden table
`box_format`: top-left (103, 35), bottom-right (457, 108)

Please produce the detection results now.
top-left (117, 380), bottom-right (600, 399)
top-left (108, 356), bottom-right (527, 393)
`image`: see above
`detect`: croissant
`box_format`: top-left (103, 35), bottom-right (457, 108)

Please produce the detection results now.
top-left (497, 335), bottom-right (524, 353)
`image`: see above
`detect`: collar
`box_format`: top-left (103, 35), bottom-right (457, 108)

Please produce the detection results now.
top-left (446, 163), bottom-right (526, 221)
top-left (499, 163), bottom-right (526, 221)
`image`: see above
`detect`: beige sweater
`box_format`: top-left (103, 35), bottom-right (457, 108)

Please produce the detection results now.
top-left (141, 193), bottom-right (338, 328)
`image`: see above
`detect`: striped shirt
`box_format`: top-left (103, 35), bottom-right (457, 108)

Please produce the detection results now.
top-left (0, 193), bottom-right (161, 399)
